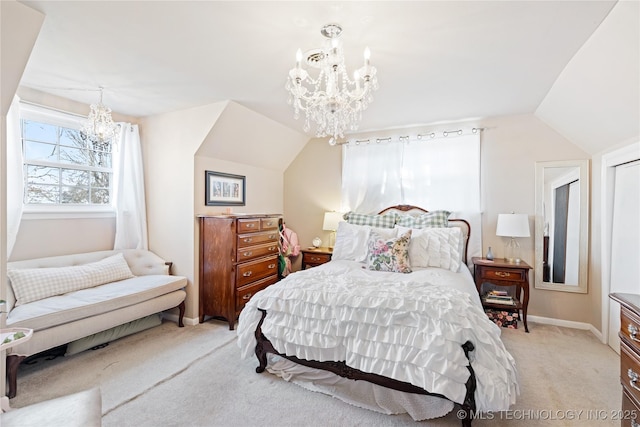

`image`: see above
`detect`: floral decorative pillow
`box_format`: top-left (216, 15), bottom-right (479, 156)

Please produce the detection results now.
top-left (366, 230), bottom-right (412, 273)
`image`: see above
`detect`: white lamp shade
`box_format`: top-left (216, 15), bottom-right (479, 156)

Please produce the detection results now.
top-left (496, 213), bottom-right (530, 237)
top-left (323, 211), bottom-right (343, 231)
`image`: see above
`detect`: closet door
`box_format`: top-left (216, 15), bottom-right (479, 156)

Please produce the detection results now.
top-left (608, 160), bottom-right (640, 351)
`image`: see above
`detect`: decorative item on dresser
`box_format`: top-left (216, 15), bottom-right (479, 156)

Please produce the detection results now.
top-left (301, 247), bottom-right (333, 269)
top-left (198, 214), bottom-right (281, 330)
top-left (473, 257), bottom-right (531, 332)
top-left (609, 293), bottom-right (640, 425)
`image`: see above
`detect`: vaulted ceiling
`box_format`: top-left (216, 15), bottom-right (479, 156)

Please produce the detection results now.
top-left (16, 1), bottom-right (639, 155)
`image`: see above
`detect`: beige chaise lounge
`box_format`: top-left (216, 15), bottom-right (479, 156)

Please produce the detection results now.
top-left (4, 249), bottom-right (187, 398)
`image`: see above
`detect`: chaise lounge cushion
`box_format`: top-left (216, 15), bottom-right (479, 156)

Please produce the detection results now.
top-left (8, 253), bottom-right (135, 306)
top-left (6, 274), bottom-right (187, 331)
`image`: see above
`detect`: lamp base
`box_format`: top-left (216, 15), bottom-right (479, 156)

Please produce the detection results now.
top-left (504, 237), bottom-right (522, 264)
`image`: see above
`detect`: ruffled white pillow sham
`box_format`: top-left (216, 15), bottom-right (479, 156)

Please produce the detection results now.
top-left (395, 226), bottom-right (462, 272)
top-left (332, 222), bottom-right (398, 262)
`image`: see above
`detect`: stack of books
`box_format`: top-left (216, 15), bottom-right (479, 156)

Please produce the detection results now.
top-left (484, 290), bottom-right (515, 306)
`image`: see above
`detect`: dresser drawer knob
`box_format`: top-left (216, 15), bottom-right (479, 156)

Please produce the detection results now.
top-left (243, 251), bottom-right (253, 257)
top-left (269, 234), bottom-right (276, 239)
top-left (243, 271), bottom-right (253, 277)
top-left (628, 368), bottom-right (640, 392)
top-left (628, 323), bottom-right (640, 342)
top-left (266, 221), bottom-right (273, 226)
top-left (246, 223), bottom-right (256, 228)
top-left (243, 238), bottom-right (253, 243)
top-left (495, 271), bottom-right (511, 278)
top-left (268, 263), bottom-right (276, 269)
top-left (311, 257), bottom-right (320, 261)
top-left (242, 293), bottom-right (252, 300)
top-left (268, 246), bottom-right (276, 251)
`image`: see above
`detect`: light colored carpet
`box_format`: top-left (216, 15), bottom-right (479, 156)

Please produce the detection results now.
top-left (9, 320), bottom-right (620, 426)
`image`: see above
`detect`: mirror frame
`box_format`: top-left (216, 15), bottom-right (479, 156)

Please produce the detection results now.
top-left (534, 160), bottom-right (589, 293)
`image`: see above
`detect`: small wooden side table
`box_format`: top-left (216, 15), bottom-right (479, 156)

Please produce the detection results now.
top-left (472, 257), bottom-right (532, 332)
top-left (301, 247), bottom-right (333, 269)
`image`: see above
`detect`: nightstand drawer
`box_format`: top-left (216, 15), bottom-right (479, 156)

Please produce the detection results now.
top-left (236, 256), bottom-right (278, 287)
top-left (479, 267), bottom-right (526, 283)
top-left (303, 252), bottom-right (331, 265)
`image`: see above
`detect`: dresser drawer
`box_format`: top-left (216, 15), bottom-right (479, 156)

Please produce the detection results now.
top-left (260, 217), bottom-right (279, 230)
top-left (303, 251), bottom-right (332, 266)
top-left (237, 230), bottom-right (279, 248)
top-left (236, 255), bottom-right (279, 287)
top-left (621, 339), bottom-right (640, 405)
top-left (237, 218), bottom-right (261, 233)
top-left (478, 267), bottom-right (526, 283)
top-left (237, 242), bottom-right (279, 262)
top-left (622, 307), bottom-right (640, 355)
top-left (622, 388), bottom-right (640, 426)
top-left (236, 275), bottom-right (278, 314)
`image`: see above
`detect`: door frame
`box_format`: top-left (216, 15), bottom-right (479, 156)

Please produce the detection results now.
top-left (601, 141), bottom-right (640, 346)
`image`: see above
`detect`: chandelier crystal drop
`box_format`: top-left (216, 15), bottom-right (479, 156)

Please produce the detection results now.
top-left (81, 87), bottom-right (117, 144)
top-left (286, 23), bottom-right (378, 145)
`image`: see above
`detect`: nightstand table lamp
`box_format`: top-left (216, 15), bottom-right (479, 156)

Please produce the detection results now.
top-left (496, 213), bottom-right (530, 264)
top-left (322, 211), bottom-right (343, 249)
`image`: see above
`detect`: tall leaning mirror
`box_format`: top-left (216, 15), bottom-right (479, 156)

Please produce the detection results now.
top-left (534, 160), bottom-right (589, 293)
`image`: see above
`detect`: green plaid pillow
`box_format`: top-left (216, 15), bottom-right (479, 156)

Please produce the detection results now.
top-left (344, 211), bottom-right (398, 228)
top-left (395, 210), bottom-right (451, 228)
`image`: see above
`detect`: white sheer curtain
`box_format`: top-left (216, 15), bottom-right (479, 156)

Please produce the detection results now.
top-left (340, 132), bottom-right (482, 261)
top-left (341, 141), bottom-right (404, 214)
top-left (341, 133), bottom-right (480, 213)
top-left (6, 96), bottom-right (24, 258)
top-left (112, 123), bottom-right (148, 250)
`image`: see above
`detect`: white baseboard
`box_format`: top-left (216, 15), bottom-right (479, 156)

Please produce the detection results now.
top-left (162, 312), bottom-right (200, 327)
top-left (528, 315), bottom-right (603, 341)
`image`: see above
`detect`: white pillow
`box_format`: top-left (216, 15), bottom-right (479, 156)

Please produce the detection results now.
top-left (396, 226), bottom-right (462, 271)
top-left (8, 253), bottom-right (135, 306)
top-left (332, 222), bottom-right (398, 262)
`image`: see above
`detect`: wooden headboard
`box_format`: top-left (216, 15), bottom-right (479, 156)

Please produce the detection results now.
top-left (377, 205), bottom-right (471, 264)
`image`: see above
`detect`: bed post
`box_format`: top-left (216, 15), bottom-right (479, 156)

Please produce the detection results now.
top-left (459, 340), bottom-right (477, 427)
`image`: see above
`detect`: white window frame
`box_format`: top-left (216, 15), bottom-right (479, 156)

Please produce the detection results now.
top-left (19, 102), bottom-right (116, 219)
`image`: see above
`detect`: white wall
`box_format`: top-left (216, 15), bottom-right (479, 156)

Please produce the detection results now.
top-left (1, 0), bottom-right (45, 401)
top-left (284, 113), bottom-right (597, 325)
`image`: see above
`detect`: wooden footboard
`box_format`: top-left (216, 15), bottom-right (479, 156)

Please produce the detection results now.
top-left (253, 309), bottom-right (477, 426)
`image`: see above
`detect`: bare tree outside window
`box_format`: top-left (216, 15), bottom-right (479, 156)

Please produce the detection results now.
top-left (22, 119), bottom-right (113, 205)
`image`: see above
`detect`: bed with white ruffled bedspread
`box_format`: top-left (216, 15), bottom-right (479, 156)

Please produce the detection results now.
top-left (237, 259), bottom-right (519, 423)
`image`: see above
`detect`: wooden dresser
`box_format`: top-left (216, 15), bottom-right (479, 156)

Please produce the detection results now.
top-left (199, 214), bottom-right (281, 330)
top-left (610, 293), bottom-right (640, 426)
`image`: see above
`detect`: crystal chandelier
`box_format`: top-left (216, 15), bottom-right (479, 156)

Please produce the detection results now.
top-left (286, 23), bottom-right (378, 145)
top-left (82, 87), bottom-right (117, 144)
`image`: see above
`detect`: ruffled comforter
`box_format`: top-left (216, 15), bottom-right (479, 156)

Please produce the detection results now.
top-left (237, 261), bottom-right (518, 412)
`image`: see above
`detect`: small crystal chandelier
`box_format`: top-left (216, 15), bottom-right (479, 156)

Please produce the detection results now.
top-left (82, 87), bottom-right (117, 144)
top-left (286, 23), bottom-right (378, 145)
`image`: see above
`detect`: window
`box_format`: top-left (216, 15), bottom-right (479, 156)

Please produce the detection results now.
top-left (20, 103), bottom-right (114, 210)
top-left (341, 132), bottom-right (480, 214)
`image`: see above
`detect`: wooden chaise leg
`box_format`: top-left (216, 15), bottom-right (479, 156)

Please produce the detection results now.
top-left (6, 354), bottom-right (26, 399)
top-left (177, 301), bottom-right (185, 327)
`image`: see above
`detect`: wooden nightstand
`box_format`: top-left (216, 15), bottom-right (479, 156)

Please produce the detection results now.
top-left (301, 247), bottom-right (333, 269)
top-left (472, 257), bottom-right (531, 332)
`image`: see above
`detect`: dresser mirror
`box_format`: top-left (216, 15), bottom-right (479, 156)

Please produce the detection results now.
top-left (534, 160), bottom-right (589, 293)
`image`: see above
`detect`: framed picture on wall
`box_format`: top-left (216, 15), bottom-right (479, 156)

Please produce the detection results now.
top-left (205, 171), bottom-right (245, 206)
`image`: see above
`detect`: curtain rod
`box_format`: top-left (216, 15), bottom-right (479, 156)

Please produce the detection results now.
top-left (337, 127), bottom-right (485, 146)
top-left (19, 99), bottom-right (88, 120)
